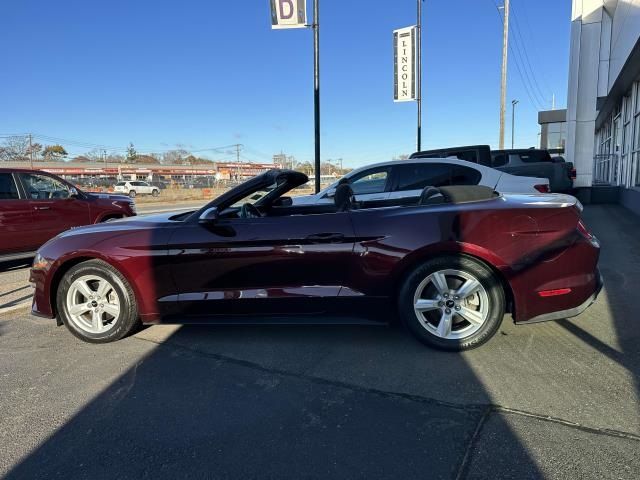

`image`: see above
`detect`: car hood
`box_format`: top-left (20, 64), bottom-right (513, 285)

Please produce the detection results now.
top-left (86, 192), bottom-right (132, 203)
top-left (56, 211), bottom-right (179, 238)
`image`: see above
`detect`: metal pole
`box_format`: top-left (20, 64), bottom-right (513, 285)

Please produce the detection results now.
top-left (416, 0), bottom-right (422, 152)
top-left (313, 0), bottom-right (321, 193)
top-left (499, 0), bottom-right (509, 150)
top-left (511, 99), bottom-right (518, 149)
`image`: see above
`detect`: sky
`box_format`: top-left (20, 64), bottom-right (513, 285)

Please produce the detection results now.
top-left (0, 0), bottom-right (572, 168)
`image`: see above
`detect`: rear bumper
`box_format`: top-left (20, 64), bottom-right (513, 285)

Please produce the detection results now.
top-left (517, 270), bottom-right (603, 324)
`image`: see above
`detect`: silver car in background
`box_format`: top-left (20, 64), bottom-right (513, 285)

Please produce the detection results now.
top-left (293, 158), bottom-right (550, 206)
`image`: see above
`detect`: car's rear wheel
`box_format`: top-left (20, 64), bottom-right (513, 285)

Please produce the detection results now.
top-left (152, 189), bottom-right (159, 197)
top-left (398, 255), bottom-right (505, 350)
top-left (128, 190), bottom-right (136, 198)
top-left (56, 260), bottom-right (140, 343)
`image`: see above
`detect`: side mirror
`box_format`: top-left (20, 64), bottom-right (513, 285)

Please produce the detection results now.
top-left (69, 187), bottom-right (80, 198)
top-left (199, 206), bottom-right (219, 223)
top-left (325, 188), bottom-right (336, 199)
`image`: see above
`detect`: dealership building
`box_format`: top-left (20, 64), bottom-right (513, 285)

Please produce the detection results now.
top-left (565, 0), bottom-right (640, 213)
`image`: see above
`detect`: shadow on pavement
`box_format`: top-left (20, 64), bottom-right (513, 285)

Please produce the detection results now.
top-left (0, 258), bottom-right (32, 273)
top-left (3, 322), bottom-right (544, 479)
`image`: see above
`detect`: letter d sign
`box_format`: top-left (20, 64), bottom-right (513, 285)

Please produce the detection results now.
top-left (270, 0), bottom-right (307, 29)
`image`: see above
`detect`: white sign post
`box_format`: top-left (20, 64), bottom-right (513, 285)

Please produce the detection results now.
top-left (270, 0), bottom-right (307, 29)
top-left (393, 26), bottom-right (417, 102)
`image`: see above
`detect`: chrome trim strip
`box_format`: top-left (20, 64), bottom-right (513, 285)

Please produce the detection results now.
top-left (516, 272), bottom-right (604, 325)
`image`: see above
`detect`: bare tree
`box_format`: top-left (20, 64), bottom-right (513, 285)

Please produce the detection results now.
top-left (0, 136), bottom-right (30, 161)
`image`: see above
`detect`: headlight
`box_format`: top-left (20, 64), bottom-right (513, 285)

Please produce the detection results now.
top-left (32, 253), bottom-right (52, 271)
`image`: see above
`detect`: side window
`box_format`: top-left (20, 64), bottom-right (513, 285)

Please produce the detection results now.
top-left (0, 173), bottom-right (20, 200)
top-left (492, 154), bottom-right (508, 167)
top-left (350, 168), bottom-right (390, 195)
top-left (450, 165), bottom-right (482, 185)
top-left (395, 163), bottom-right (453, 191)
top-left (19, 173), bottom-right (70, 200)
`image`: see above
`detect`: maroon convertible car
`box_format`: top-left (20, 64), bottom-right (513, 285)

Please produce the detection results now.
top-left (30, 169), bottom-right (602, 350)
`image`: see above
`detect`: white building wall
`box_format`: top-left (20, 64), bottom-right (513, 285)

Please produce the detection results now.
top-left (609, 0), bottom-right (640, 85)
top-left (566, 0), bottom-right (606, 188)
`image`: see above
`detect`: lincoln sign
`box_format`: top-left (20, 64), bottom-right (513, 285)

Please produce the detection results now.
top-left (393, 26), bottom-right (417, 102)
top-left (270, 0), bottom-right (307, 29)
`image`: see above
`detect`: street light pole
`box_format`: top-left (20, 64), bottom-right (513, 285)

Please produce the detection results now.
top-left (313, 0), bottom-right (321, 193)
top-left (416, 0), bottom-right (423, 152)
top-left (511, 99), bottom-right (519, 149)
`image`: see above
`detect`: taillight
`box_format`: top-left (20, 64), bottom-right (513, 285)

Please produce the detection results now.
top-left (570, 168), bottom-right (576, 180)
top-left (577, 220), bottom-right (593, 240)
top-left (534, 184), bottom-right (550, 193)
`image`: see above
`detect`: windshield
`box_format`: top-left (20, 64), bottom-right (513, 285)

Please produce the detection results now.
top-left (230, 182), bottom-right (278, 208)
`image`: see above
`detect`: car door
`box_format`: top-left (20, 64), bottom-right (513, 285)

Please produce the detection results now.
top-left (0, 172), bottom-right (37, 254)
top-left (167, 211), bottom-right (357, 319)
top-left (18, 172), bottom-right (91, 246)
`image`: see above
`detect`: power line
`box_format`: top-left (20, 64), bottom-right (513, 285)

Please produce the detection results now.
top-left (510, 1), bottom-right (550, 105)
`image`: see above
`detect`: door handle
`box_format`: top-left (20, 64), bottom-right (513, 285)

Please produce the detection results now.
top-left (34, 206), bottom-right (50, 211)
top-left (305, 233), bottom-right (345, 243)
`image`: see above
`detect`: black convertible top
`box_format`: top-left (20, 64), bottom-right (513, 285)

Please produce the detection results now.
top-left (437, 185), bottom-right (498, 204)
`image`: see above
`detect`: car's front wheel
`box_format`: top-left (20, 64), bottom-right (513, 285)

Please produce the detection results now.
top-left (128, 190), bottom-right (136, 198)
top-left (398, 255), bottom-right (505, 351)
top-left (152, 189), bottom-right (159, 197)
top-left (56, 260), bottom-right (140, 343)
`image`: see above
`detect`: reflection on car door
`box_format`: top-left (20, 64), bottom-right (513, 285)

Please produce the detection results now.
top-left (18, 173), bottom-right (91, 246)
top-left (0, 173), bottom-right (36, 254)
top-left (167, 212), bottom-right (356, 319)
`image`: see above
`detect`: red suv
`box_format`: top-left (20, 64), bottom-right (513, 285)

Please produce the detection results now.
top-left (0, 169), bottom-right (136, 262)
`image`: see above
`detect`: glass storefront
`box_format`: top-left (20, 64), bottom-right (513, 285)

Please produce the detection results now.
top-left (595, 80), bottom-right (640, 187)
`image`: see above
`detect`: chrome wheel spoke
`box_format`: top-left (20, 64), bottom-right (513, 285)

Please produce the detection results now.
top-left (455, 279), bottom-right (481, 299)
top-left (457, 306), bottom-right (484, 326)
top-left (91, 310), bottom-right (103, 331)
top-left (96, 279), bottom-right (111, 299)
top-left (415, 299), bottom-right (440, 312)
top-left (103, 303), bottom-right (120, 318)
top-left (69, 303), bottom-right (91, 316)
top-left (76, 280), bottom-right (94, 300)
top-left (437, 310), bottom-right (453, 338)
top-left (430, 272), bottom-right (449, 295)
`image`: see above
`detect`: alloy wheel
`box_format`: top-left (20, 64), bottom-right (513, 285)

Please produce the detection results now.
top-left (65, 275), bottom-right (121, 334)
top-left (413, 269), bottom-right (489, 340)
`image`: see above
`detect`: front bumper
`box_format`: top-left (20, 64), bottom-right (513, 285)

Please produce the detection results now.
top-left (518, 270), bottom-right (604, 324)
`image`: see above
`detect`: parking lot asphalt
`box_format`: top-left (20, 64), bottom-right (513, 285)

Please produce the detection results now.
top-left (1, 204), bottom-right (639, 479)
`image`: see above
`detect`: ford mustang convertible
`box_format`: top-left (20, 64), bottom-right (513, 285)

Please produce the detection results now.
top-left (29, 169), bottom-right (602, 350)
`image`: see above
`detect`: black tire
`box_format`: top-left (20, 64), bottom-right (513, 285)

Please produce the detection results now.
top-left (128, 190), bottom-right (136, 198)
top-left (56, 259), bottom-right (140, 343)
top-left (152, 189), bottom-right (159, 197)
top-left (398, 255), bottom-right (505, 351)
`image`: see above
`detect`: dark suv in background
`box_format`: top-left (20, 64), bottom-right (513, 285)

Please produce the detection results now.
top-left (410, 145), bottom-right (575, 192)
top-left (0, 169), bottom-right (136, 262)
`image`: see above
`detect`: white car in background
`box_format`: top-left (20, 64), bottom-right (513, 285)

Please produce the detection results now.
top-left (293, 158), bottom-right (550, 206)
top-left (114, 180), bottom-right (160, 198)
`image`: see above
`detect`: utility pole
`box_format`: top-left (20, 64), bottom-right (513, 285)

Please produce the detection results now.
top-left (416, 0), bottom-right (423, 152)
top-left (511, 99), bottom-right (519, 149)
top-left (235, 143), bottom-right (243, 181)
top-left (499, 0), bottom-right (510, 150)
top-left (313, 0), bottom-right (321, 193)
top-left (28, 134), bottom-right (33, 170)
top-left (552, 93), bottom-right (556, 110)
